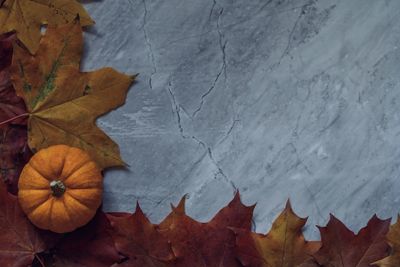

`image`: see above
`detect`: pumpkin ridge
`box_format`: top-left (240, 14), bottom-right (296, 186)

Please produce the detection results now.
top-left (64, 191), bottom-right (94, 211)
top-left (18, 189), bottom-right (51, 212)
top-left (23, 163), bottom-right (51, 183)
top-left (47, 198), bottom-right (55, 231)
top-left (61, 196), bottom-right (74, 231)
top-left (28, 162), bottom-right (52, 181)
top-left (26, 195), bottom-right (53, 228)
top-left (66, 188), bottom-right (102, 208)
top-left (63, 165), bottom-right (101, 187)
top-left (66, 185), bottom-right (101, 190)
top-left (62, 159), bottom-right (92, 182)
top-left (64, 172), bottom-right (102, 188)
top-left (23, 191), bottom-right (52, 215)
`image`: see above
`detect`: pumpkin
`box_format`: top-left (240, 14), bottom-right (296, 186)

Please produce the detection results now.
top-left (18, 145), bottom-right (103, 233)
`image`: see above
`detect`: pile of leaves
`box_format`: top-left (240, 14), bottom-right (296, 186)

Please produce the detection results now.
top-left (0, 1), bottom-right (399, 267)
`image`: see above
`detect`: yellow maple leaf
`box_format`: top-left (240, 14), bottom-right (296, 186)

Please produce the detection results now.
top-left (11, 20), bottom-right (135, 169)
top-left (0, 0), bottom-right (93, 54)
top-left (234, 201), bottom-right (320, 267)
top-left (374, 217), bottom-right (400, 267)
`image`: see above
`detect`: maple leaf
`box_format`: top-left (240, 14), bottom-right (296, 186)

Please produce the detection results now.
top-left (158, 192), bottom-right (255, 267)
top-left (0, 34), bottom-right (26, 123)
top-left (11, 20), bottom-right (135, 169)
top-left (0, 0), bottom-right (93, 54)
top-left (233, 201), bottom-right (320, 267)
top-left (107, 205), bottom-right (176, 267)
top-left (0, 182), bottom-right (48, 266)
top-left (314, 214), bottom-right (390, 267)
top-left (50, 210), bottom-right (122, 267)
top-left (374, 217), bottom-right (400, 267)
top-left (0, 33), bottom-right (31, 194)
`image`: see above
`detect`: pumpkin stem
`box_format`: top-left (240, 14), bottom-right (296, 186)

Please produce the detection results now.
top-left (50, 180), bottom-right (66, 197)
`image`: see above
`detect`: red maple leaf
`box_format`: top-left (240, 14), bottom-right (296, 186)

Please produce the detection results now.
top-left (50, 210), bottom-right (122, 267)
top-left (158, 193), bottom-right (254, 267)
top-left (108, 205), bottom-right (175, 267)
top-left (314, 214), bottom-right (390, 267)
top-left (0, 34), bottom-right (31, 194)
top-left (0, 182), bottom-right (48, 266)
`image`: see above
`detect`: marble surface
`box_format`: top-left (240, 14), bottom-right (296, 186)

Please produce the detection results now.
top-left (82, 0), bottom-right (400, 239)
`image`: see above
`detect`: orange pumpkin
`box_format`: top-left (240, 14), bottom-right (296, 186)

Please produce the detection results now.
top-left (18, 145), bottom-right (103, 233)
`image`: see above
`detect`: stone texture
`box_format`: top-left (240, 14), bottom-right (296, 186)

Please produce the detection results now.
top-left (82, 0), bottom-right (400, 239)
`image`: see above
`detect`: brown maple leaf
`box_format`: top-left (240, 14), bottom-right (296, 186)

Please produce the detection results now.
top-left (0, 182), bottom-right (48, 266)
top-left (11, 20), bottom-right (135, 169)
top-left (50, 210), bottom-right (122, 267)
top-left (233, 201), bottom-right (320, 267)
top-left (374, 216), bottom-right (400, 267)
top-left (0, 33), bottom-right (31, 194)
top-left (107, 204), bottom-right (176, 267)
top-left (0, 0), bottom-right (93, 54)
top-left (314, 214), bottom-right (390, 267)
top-left (158, 192), bottom-right (255, 267)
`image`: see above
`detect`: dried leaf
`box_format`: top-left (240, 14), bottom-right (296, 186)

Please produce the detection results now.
top-left (0, 0), bottom-right (93, 54)
top-left (52, 211), bottom-right (122, 267)
top-left (11, 21), bottom-right (135, 169)
top-left (371, 217), bottom-right (400, 267)
top-left (315, 215), bottom-right (390, 267)
top-left (233, 201), bottom-right (320, 267)
top-left (108, 205), bottom-right (175, 267)
top-left (158, 193), bottom-right (254, 267)
top-left (0, 182), bottom-right (48, 266)
top-left (0, 33), bottom-right (31, 194)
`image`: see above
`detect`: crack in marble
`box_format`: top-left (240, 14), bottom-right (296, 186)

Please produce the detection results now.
top-left (167, 82), bottom-right (185, 138)
top-left (217, 118), bottom-right (240, 145)
top-left (208, 0), bottom-right (217, 21)
top-left (192, 136), bottom-right (237, 191)
top-left (216, 6), bottom-right (228, 80)
top-left (166, 81), bottom-right (238, 194)
top-left (142, 0), bottom-right (157, 90)
top-left (259, 0), bottom-right (274, 12)
top-left (274, 1), bottom-right (316, 68)
top-left (193, 2), bottom-right (227, 117)
top-left (147, 150), bottom-right (209, 217)
top-left (319, 113), bottom-right (340, 134)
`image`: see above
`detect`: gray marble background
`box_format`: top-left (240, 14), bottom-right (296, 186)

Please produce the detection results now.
top-left (82, 0), bottom-right (400, 239)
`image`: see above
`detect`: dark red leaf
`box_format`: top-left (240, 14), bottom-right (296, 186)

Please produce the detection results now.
top-left (108, 204), bottom-right (175, 267)
top-left (315, 214), bottom-right (390, 267)
top-left (0, 182), bottom-right (48, 266)
top-left (0, 34), bottom-right (31, 194)
top-left (157, 192), bottom-right (254, 267)
top-left (51, 210), bottom-right (122, 267)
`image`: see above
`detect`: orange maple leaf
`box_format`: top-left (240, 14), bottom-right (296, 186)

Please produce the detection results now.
top-left (0, 0), bottom-right (93, 54)
top-left (10, 20), bottom-right (134, 169)
top-left (373, 216), bottom-right (400, 267)
top-left (233, 201), bottom-right (320, 267)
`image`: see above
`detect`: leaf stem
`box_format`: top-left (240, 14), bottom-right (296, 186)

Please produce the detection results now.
top-left (35, 254), bottom-right (45, 267)
top-left (0, 113), bottom-right (29, 127)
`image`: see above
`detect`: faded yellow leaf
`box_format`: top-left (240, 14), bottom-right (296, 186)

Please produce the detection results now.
top-left (11, 20), bottom-right (135, 169)
top-left (234, 201), bottom-right (320, 267)
top-left (374, 217), bottom-right (400, 267)
top-left (0, 0), bottom-right (93, 54)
